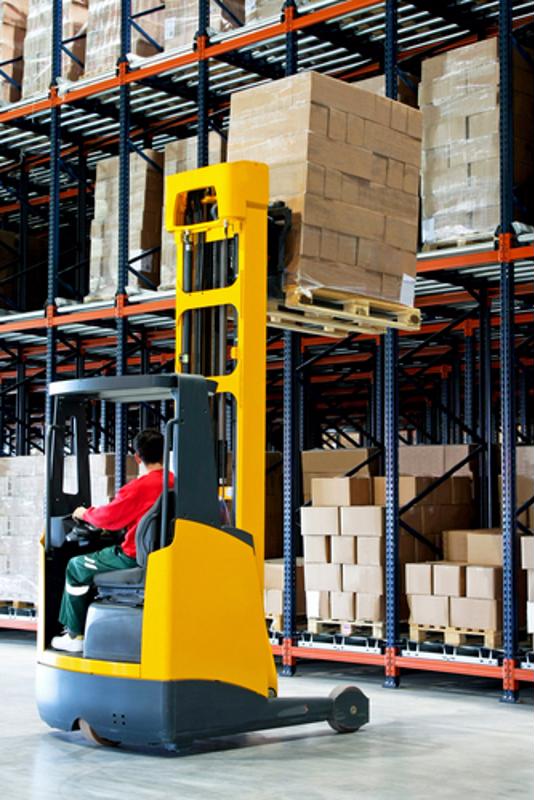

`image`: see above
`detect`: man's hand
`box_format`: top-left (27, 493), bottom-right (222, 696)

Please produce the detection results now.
top-left (72, 506), bottom-right (87, 521)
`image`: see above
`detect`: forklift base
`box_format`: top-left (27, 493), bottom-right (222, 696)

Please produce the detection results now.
top-left (36, 663), bottom-right (369, 748)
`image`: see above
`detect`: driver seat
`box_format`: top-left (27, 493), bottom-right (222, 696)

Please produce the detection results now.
top-left (93, 491), bottom-right (174, 598)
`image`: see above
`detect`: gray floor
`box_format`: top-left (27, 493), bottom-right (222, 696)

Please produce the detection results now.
top-left (1, 632), bottom-right (533, 800)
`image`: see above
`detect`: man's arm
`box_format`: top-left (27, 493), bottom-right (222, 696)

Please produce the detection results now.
top-left (74, 482), bottom-right (138, 531)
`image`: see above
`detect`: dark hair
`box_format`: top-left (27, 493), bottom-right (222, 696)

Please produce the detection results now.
top-left (133, 429), bottom-right (164, 465)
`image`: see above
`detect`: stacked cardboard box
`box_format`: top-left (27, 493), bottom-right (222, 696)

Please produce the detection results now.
top-left (420, 39), bottom-right (534, 247)
top-left (245, 0), bottom-right (301, 22)
top-left (159, 135), bottom-right (226, 289)
top-left (89, 150), bottom-right (163, 300)
top-left (301, 474), bottom-right (473, 627)
top-left (163, 0), bottom-right (244, 51)
top-left (0, 1), bottom-right (27, 104)
top-left (22, 0), bottom-right (87, 98)
top-left (84, 0), bottom-right (164, 78)
top-left (0, 453), bottom-right (137, 604)
top-left (407, 528), bottom-right (508, 641)
top-left (357, 73), bottom-right (419, 108)
top-left (301, 447), bottom-right (378, 504)
top-left (228, 70), bottom-right (422, 306)
top-left (399, 444), bottom-right (475, 478)
top-left (264, 556), bottom-right (305, 619)
top-left (520, 536), bottom-right (534, 646)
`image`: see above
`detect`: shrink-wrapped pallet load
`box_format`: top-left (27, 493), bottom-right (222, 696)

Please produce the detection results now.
top-left (84, 0), bottom-right (164, 78)
top-left (22, 0), bottom-right (87, 97)
top-left (420, 38), bottom-right (534, 247)
top-left (163, 0), bottom-right (244, 51)
top-left (0, 0), bottom-right (28, 103)
top-left (228, 71), bottom-right (422, 307)
top-left (159, 134), bottom-right (226, 289)
top-left (89, 150), bottom-right (163, 300)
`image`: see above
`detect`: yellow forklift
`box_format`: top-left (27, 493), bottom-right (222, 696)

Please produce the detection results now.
top-left (36, 162), bottom-right (369, 749)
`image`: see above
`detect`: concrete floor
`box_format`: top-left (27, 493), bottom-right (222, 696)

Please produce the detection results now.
top-left (1, 632), bottom-right (533, 800)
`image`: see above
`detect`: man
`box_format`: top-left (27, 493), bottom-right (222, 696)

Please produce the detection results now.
top-left (51, 429), bottom-right (174, 653)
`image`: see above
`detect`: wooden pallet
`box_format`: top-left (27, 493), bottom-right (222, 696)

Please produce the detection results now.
top-left (409, 623), bottom-right (502, 649)
top-left (267, 286), bottom-right (420, 338)
top-left (421, 233), bottom-right (495, 252)
top-left (307, 618), bottom-right (385, 639)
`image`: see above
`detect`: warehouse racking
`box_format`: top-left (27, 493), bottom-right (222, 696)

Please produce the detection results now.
top-left (0, 0), bottom-right (533, 698)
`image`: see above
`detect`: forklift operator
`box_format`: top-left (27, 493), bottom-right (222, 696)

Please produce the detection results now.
top-left (52, 429), bottom-right (174, 654)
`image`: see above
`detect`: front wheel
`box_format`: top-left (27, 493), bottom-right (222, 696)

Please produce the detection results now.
top-left (78, 719), bottom-right (120, 747)
top-left (327, 686), bottom-right (369, 733)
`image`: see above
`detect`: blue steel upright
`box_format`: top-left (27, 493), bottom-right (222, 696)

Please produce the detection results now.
top-left (115, 0), bottom-right (132, 491)
top-left (383, 0), bottom-right (400, 688)
top-left (46, 0), bottom-right (63, 429)
top-left (498, 0), bottom-right (519, 703)
top-left (281, 0), bottom-right (299, 676)
top-left (197, 0), bottom-right (210, 168)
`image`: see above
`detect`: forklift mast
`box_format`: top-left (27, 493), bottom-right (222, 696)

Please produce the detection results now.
top-left (166, 161), bottom-right (269, 583)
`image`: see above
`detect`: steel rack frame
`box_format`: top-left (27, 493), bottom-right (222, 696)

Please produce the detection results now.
top-left (0, 1), bottom-right (532, 694)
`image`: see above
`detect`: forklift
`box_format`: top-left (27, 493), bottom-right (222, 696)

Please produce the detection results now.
top-left (36, 161), bottom-right (369, 749)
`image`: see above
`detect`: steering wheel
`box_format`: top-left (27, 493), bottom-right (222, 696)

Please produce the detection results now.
top-left (65, 518), bottom-right (103, 543)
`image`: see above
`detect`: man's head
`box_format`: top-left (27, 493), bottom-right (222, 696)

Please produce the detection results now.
top-left (133, 429), bottom-right (164, 467)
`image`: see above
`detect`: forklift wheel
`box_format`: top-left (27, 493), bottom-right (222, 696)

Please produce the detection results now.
top-left (79, 719), bottom-right (120, 747)
top-left (327, 686), bottom-right (369, 733)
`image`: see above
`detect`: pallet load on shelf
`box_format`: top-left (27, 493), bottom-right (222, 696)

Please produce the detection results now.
top-left (0, 1), bottom-right (27, 104)
top-left (0, 453), bottom-right (137, 605)
top-left (300, 474), bottom-right (473, 635)
top-left (420, 38), bottom-right (534, 248)
top-left (264, 557), bottom-right (305, 631)
top-left (245, 0), bottom-right (309, 22)
top-left (89, 150), bottom-right (163, 300)
top-left (408, 528), bottom-right (527, 648)
top-left (520, 536), bottom-right (534, 649)
top-left (228, 70), bottom-right (422, 308)
top-left (85, 0), bottom-right (163, 78)
top-left (159, 134), bottom-right (227, 289)
top-left (163, 0), bottom-right (244, 51)
top-left (22, 0), bottom-right (87, 98)
top-left (301, 447), bottom-right (378, 504)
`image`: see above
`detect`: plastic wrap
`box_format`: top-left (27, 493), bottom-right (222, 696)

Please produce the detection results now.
top-left (420, 38), bottom-right (534, 246)
top-left (85, 0), bottom-right (164, 78)
top-left (89, 150), bottom-right (163, 300)
top-left (159, 134), bottom-right (226, 289)
top-left (22, 0), bottom-right (87, 98)
top-left (163, 0), bottom-right (244, 51)
top-left (228, 71), bottom-right (421, 307)
top-left (0, 1), bottom-right (27, 104)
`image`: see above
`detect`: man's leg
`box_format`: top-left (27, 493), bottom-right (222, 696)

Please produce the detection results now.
top-left (57, 546), bottom-right (137, 639)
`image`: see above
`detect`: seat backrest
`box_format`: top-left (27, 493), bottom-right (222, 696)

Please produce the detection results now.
top-left (135, 490), bottom-right (175, 567)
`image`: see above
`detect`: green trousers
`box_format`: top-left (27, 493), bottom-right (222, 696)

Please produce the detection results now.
top-left (59, 545), bottom-right (137, 636)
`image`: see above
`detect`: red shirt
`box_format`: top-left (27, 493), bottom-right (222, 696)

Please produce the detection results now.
top-left (84, 469), bottom-right (174, 559)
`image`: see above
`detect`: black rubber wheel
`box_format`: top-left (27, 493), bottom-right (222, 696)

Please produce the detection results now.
top-left (79, 719), bottom-right (120, 747)
top-left (327, 686), bottom-right (370, 733)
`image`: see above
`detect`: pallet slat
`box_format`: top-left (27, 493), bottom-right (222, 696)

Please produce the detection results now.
top-left (409, 623), bottom-right (502, 649)
top-left (307, 618), bottom-right (385, 639)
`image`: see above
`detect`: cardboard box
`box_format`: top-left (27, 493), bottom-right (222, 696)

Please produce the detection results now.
top-left (300, 506), bottom-right (339, 536)
top-left (521, 536), bottom-right (534, 569)
top-left (264, 557), bottom-right (304, 592)
top-left (405, 563), bottom-right (433, 595)
top-left (408, 594), bottom-right (449, 627)
top-left (302, 448), bottom-right (376, 476)
top-left (527, 569), bottom-right (534, 603)
top-left (311, 476), bottom-right (371, 507)
top-left (527, 601), bottom-right (534, 634)
top-left (443, 528), bottom-right (500, 562)
top-left (467, 532), bottom-right (502, 567)
top-left (302, 536), bottom-right (330, 564)
top-left (433, 563), bottom-right (466, 597)
top-left (330, 591), bottom-right (356, 621)
top-left (466, 566), bottom-right (502, 600)
top-left (330, 537), bottom-right (357, 565)
top-left (356, 593), bottom-right (384, 622)
top-left (340, 506), bottom-right (384, 537)
top-left (306, 590), bottom-right (330, 619)
top-left (304, 563), bottom-right (342, 592)
top-left (357, 537), bottom-right (385, 566)
top-left (342, 565), bottom-right (384, 594)
top-left (264, 589), bottom-right (283, 615)
top-left (450, 598), bottom-right (500, 630)
top-left (374, 476), bottom-right (450, 506)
